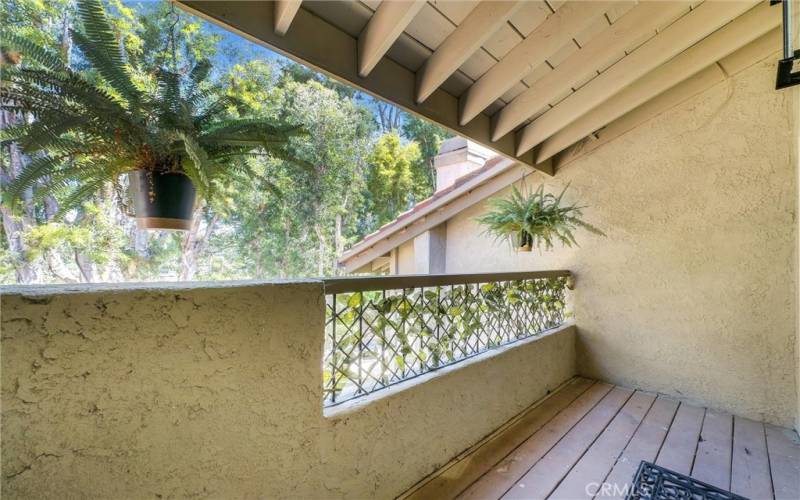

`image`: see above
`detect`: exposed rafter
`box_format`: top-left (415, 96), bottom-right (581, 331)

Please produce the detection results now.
top-left (177, 0), bottom-right (776, 179)
top-left (490, 1), bottom-right (690, 142)
top-left (553, 66), bottom-right (726, 170)
top-left (537, 3), bottom-right (780, 163)
top-left (175, 1), bottom-right (550, 174)
top-left (415, 1), bottom-right (523, 104)
top-left (515, 0), bottom-right (759, 157)
top-left (458, 1), bottom-right (614, 127)
top-left (357, 0), bottom-right (425, 78)
top-left (274, 0), bottom-right (302, 36)
top-left (553, 28), bottom-right (781, 171)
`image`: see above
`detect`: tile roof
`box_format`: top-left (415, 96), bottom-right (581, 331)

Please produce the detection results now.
top-left (339, 155), bottom-right (509, 264)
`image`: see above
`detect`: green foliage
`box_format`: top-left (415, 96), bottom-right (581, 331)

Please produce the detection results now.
top-left (366, 132), bottom-right (421, 226)
top-left (1, 0), bottom-right (302, 214)
top-left (0, 0), bottom-right (448, 284)
top-left (323, 277), bottom-right (569, 403)
top-left (24, 202), bottom-right (124, 264)
top-left (220, 63), bottom-right (375, 277)
top-left (401, 114), bottom-right (448, 191)
top-left (476, 184), bottom-right (604, 251)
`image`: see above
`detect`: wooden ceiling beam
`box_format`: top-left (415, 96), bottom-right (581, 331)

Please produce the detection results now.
top-left (458, 1), bottom-right (614, 126)
top-left (552, 66), bottom-right (726, 171)
top-left (515, 0), bottom-right (759, 157)
top-left (174, 1), bottom-right (549, 174)
top-left (490, 1), bottom-right (690, 142)
top-left (536, 2), bottom-right (780, 163)
top-left (416, 1), bottom-right (523, 104)
top-left (273, 0), bottom-right (302, 36)
top-left (552, 28), bottom-right (782, 171)
top-left (357, 0), bottom-right (426, 78)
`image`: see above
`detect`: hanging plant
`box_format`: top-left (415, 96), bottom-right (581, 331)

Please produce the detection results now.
top-left (476, 184), bottom-right (604, 252)
top-left (0, 0), bottom-right (304, 230)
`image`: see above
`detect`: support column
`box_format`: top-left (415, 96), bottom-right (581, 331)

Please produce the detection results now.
top-left (413, 223), bottom-right (447, 274)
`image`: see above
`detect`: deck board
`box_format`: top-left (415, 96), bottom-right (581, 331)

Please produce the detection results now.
top-left (765, 424), bottom-right (800, 500)
top-left (655, 402), bottom-right (705, 475)
top-left (404, 377), bottom-right (594, 500)
top-left (458, 382), bottom-right (613, 500)
top-left (598, 396), bottom-right (679, 500)
top-left (404, 381), bottom-right (800, 500)
top-left (501, 386), bottom-right (634, 499)
top-left (548, 391), bottom-right (655, 500)
top-left (731, 416), bottom-right (773, 500)
top-left (691, 409), bottom-right (733, 491)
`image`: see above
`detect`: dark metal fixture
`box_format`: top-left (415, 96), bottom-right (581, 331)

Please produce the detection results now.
top-left (773, 0), bottom-right (800, 89)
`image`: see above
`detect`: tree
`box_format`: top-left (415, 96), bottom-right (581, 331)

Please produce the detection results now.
top-left (0, 0), bottom-right (449, 284)
top-left (366, 132), bottom-right (422, 227)
top-left (2, 0), bottom-right (300, 214)
top-left (402, 114), bottom-right (449, 192)
top-left (1, 0), bottom-right (75, 283)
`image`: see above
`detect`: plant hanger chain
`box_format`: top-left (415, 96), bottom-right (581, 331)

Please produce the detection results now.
top-left (167, 1), bottom-right (179, 71)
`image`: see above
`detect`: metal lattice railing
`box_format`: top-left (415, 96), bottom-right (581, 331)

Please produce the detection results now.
top-left (322, 271), bottom-right (571, 406)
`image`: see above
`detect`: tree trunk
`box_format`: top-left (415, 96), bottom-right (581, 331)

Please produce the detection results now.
top-left (333, 212), bottom-right (343, 276)
top-left (0, 110), bottom-right (38, 283)
top-left (314, 223), bottom-right (326, 277)
top-left (74, 251), bottom-right (94, 282)
top-left (180, 206), bottom-right (218, 281)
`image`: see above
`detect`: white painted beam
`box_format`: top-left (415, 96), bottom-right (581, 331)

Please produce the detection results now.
top-left (357, 0), bottom-right (425, 78)
top-left (416, 1), bottom-right (523, 104)
top-left (515, 0), bottom-right (759, 157)
top-left (553, 66), bottom-right (726, 171)
top-left (553, 28), bottom-right (781, 171)
top-left (274, 0), bottom-right (302, 36)
top-left (536, 2), bottom-right (780, 163)
top-left (458, 1), bottom-right (614, 126)
top-left (490, 1), bottom-right (690, 142)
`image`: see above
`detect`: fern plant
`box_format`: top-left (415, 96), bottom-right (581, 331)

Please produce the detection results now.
top-left (0, 0), bottom-right (301, 220)
top-left (476, 184), bottom-right (604, 252)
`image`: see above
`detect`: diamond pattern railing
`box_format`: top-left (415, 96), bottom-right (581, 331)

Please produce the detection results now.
top-left (322, 271), bottom-right (571, 406)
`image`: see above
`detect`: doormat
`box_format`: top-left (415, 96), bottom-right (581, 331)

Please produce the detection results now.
top-left (626, 461), bottom-right (748, 500)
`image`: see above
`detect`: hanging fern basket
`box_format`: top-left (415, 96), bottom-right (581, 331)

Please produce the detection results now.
top-left (129, 170), bottom-right (196, 231)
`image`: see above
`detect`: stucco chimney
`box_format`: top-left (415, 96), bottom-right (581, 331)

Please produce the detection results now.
top-left (434, 137), bottom-right (495, 192)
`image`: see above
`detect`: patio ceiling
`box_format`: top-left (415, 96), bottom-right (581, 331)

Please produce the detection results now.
top-left (175, 0), bottom-right (781, 175)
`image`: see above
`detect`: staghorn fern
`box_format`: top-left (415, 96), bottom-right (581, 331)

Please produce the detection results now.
top-left (476, 184), bottom-right (604, 251)
top-left (0, 0), bottom-right (303, 215)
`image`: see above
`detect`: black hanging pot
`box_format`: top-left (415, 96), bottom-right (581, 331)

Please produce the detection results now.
top-left (129, 170), bottom-right (196, 230)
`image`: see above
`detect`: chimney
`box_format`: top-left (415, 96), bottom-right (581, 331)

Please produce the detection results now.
top-left (433, 137), bottom-right (495, 192)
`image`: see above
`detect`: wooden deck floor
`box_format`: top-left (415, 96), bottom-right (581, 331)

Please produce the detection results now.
top-left (403, 378), bottom-right (800, 500)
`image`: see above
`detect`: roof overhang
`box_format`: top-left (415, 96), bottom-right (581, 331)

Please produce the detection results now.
top-left (175, 1), bottom-right (781, 177)
top-left (176, 0), bottom-right (552, 175)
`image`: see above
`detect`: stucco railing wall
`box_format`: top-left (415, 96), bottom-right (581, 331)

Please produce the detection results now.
top-left (0, 281), bottom-right (576, 498)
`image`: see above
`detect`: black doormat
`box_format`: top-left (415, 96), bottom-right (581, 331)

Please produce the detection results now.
top-left (626, 461), bottom-right (749, 500)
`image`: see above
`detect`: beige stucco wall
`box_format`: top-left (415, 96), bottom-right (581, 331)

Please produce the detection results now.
top-left (1, 282), bottom-right (327, 498)
top-left (446, 57), bottom-right (798, 427)
top-left (794, 75), bottom-right (800, 432)
top-left (396, 239), bottom-right (416, 274)
top-left (1, 283), bottom-right (576, 498)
